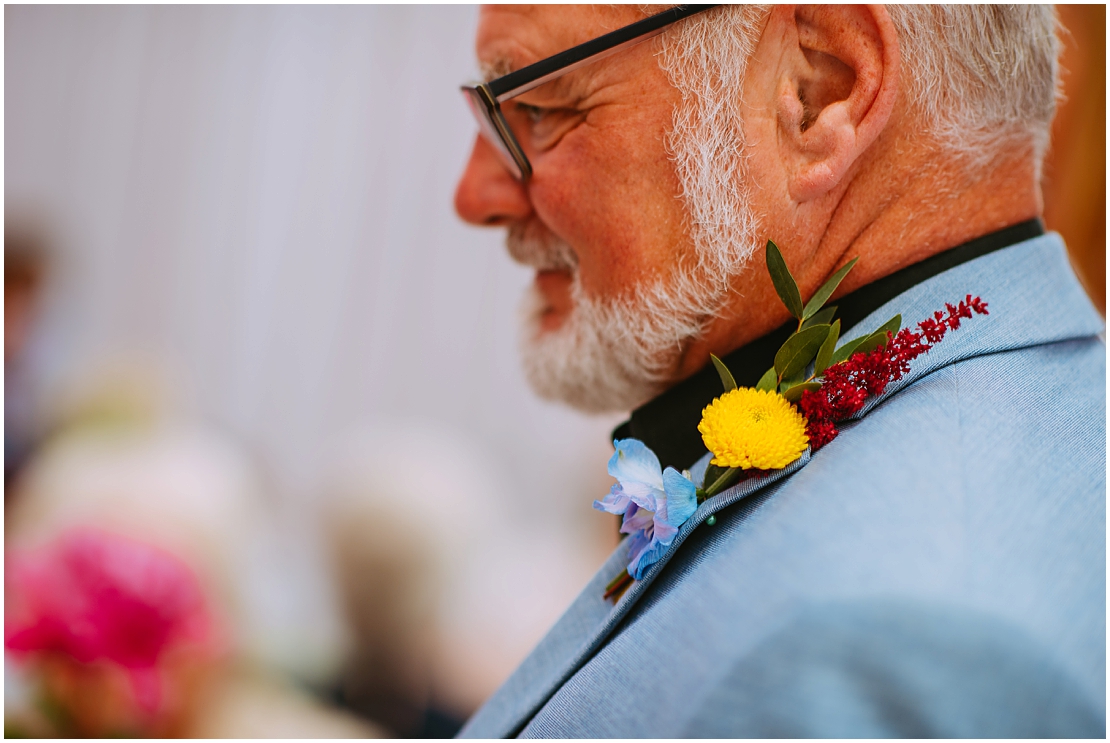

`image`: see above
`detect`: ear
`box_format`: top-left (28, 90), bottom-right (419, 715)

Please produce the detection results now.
top-left (773, 5), bottom-right (900, 203)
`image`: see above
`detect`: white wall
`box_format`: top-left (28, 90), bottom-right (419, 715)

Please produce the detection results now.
top-left (6, 4), bottom-right (622, 703)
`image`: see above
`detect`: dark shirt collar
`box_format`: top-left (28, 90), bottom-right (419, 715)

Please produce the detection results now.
top-left (612, 219), bottom-right (1045, 471)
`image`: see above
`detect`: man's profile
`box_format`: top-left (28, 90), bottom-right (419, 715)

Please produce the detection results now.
top-left (453, 5), bottom-right (1104, 737)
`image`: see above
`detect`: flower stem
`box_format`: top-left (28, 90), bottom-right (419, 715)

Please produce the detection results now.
top-left (703, 467), bottom-right (739, 499)
top-left (603, 569), bottom-right (634, 601)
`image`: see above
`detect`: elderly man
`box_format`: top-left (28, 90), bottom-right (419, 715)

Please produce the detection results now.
top-left (454, 5), bottom-right (1103, 737)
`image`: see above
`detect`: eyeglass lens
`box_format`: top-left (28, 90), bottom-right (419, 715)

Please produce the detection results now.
top-left (463, 87), bottom-right (527, 181)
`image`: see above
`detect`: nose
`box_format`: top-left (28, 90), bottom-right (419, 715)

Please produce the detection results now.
top-left (454, 135), bottom-right (533, 226)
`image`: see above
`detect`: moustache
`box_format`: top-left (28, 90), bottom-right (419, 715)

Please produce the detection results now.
top-left (505, 222), bottom-right (579, 272)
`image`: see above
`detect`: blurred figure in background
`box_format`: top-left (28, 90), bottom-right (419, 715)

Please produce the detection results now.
top-left (320, 422), bottom-right (615, 736)
top-left (322, 427), bottom-right (452, 736)
top-left (5, 223), bottom-right (50, 490)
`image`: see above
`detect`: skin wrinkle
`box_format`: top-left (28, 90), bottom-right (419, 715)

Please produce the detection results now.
top-left (456, 4), bottom-right (1047, 414)
top-left (522, 37), bottom-right (685, 299)
top-left (476, 34), bottom-right (692, 294)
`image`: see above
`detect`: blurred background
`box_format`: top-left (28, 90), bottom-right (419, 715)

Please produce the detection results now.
top-left (4, 4), bottom-right (1104, 738)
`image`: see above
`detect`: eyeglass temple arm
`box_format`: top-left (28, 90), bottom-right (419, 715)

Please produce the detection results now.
top-left (487, 4), bottom-right (719, 102)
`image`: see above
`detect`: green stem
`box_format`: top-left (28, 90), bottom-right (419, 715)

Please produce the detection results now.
top-left (604, 570), bottom-right (628, 592)
top-left (603, 569), bottom-right (634, 601)
top-left (702, 466), bottom-right (740, 499)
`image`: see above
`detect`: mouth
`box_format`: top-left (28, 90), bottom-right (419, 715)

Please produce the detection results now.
top-left (534, 269), bottom-right (574, 332)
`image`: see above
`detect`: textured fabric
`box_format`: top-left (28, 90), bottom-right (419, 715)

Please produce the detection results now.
top-left (459, 233), bottom-right (1105, 739)
top-left (686, 600), bottom-right (1103, 738)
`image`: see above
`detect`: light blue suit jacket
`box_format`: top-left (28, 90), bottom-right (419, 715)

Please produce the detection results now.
top-left (461, 233), bottom-right (1105, 738)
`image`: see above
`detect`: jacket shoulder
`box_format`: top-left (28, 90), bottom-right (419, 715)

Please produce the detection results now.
top-left (682, 598), bottom-right (1104, 738)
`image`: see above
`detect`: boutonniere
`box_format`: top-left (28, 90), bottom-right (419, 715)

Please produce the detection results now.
top-left (596, 241), bottom-right (989, 601)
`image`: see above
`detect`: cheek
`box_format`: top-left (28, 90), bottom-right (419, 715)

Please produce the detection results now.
top-left (529, 112), bottom-right (689, 300)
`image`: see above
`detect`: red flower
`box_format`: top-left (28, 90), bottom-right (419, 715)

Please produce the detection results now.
top-left (797, 296), bottom-right (988, 451)
top-left (5, 528), bottom-right (211, 713)
top-left (805, 419), bottom-right (839, 449)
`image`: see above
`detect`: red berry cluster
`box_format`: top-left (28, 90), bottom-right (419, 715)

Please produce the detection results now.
top-left (797, 295), bottom-right (989, 450)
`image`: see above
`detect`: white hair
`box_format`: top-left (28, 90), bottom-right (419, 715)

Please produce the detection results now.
top-left (655, 5), bottom-right (768, 278)
top-left (658, 5), bottom-right (1061, 169)
top-left (891, 5), bottom-right (1061, 169)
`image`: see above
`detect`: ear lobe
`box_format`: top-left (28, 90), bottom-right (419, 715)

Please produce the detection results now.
top-left (780, 5), bottom-right (900, 203)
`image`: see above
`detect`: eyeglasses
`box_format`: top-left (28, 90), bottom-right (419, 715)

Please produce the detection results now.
top-left (461, 4), bottom-right (718, 182)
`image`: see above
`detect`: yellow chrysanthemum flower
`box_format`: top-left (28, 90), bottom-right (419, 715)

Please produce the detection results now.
top-left (698, 387), bottom-right (809, 470)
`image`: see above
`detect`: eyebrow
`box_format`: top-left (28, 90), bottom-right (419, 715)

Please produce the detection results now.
top-left (481, 55), bottom-right (583, 103)
top-left (481, 56), bottom-right (515, 84)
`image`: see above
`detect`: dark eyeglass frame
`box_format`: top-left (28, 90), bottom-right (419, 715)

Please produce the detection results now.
top-left (461, 4), bottom-right (719, 182)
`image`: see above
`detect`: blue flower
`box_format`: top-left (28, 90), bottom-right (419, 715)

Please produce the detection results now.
top-left (593, 439), bottom-right (698, 580)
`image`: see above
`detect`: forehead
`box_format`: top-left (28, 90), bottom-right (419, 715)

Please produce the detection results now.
top-left (474, 4), bottom-right (645, 78)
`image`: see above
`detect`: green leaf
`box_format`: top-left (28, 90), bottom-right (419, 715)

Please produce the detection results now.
top-left (756, 366), bottom-right (778, 392)
top-left (801, 305), bottom-right (838, 329)
top-left (830, 314), bottom-right (902, 364)
top-left (774, 324), bottom-right (830, 381)
top-left (802, 257), bottom-right (859, 319)
top-left (782, 381), bottom-right (822, 403)
top-left (709, 354), bottom-right (737, 392)
top-left (766, 240), bottom-right (803, 320)
top-left (830, 336), bottom-right (865, 365)
top-left (853, 314), bottom-right (903, 356)
top-left (815, 319), bottom-right (841, 375)
top-left (853, 331), bottom-right (892, 357)
top-left (779, 372), bottom-right (806, 394)
top-left (874, 313), bottom-right (902, 338)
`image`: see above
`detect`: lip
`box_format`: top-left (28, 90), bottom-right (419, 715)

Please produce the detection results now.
top-left (534, 269), bottom-right (573, 331)
top-left (535, 268), bottom-right (573, 295)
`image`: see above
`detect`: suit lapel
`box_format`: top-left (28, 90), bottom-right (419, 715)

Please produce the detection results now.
top-left (459, 454), bottom-right (810, 737)
top-left (843, 233), bottom-right (1103, 420)
top-left (460, 233), bottom-right (1103, 738)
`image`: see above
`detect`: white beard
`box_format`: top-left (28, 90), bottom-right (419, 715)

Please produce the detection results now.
top-left (513, 6), bottom-right (767, 414)
top-left (512, 210), bottom-right (760, 414)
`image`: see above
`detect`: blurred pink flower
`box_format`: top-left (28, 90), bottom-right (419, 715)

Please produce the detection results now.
top-left (5, 528), bottom-right (211, 713)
